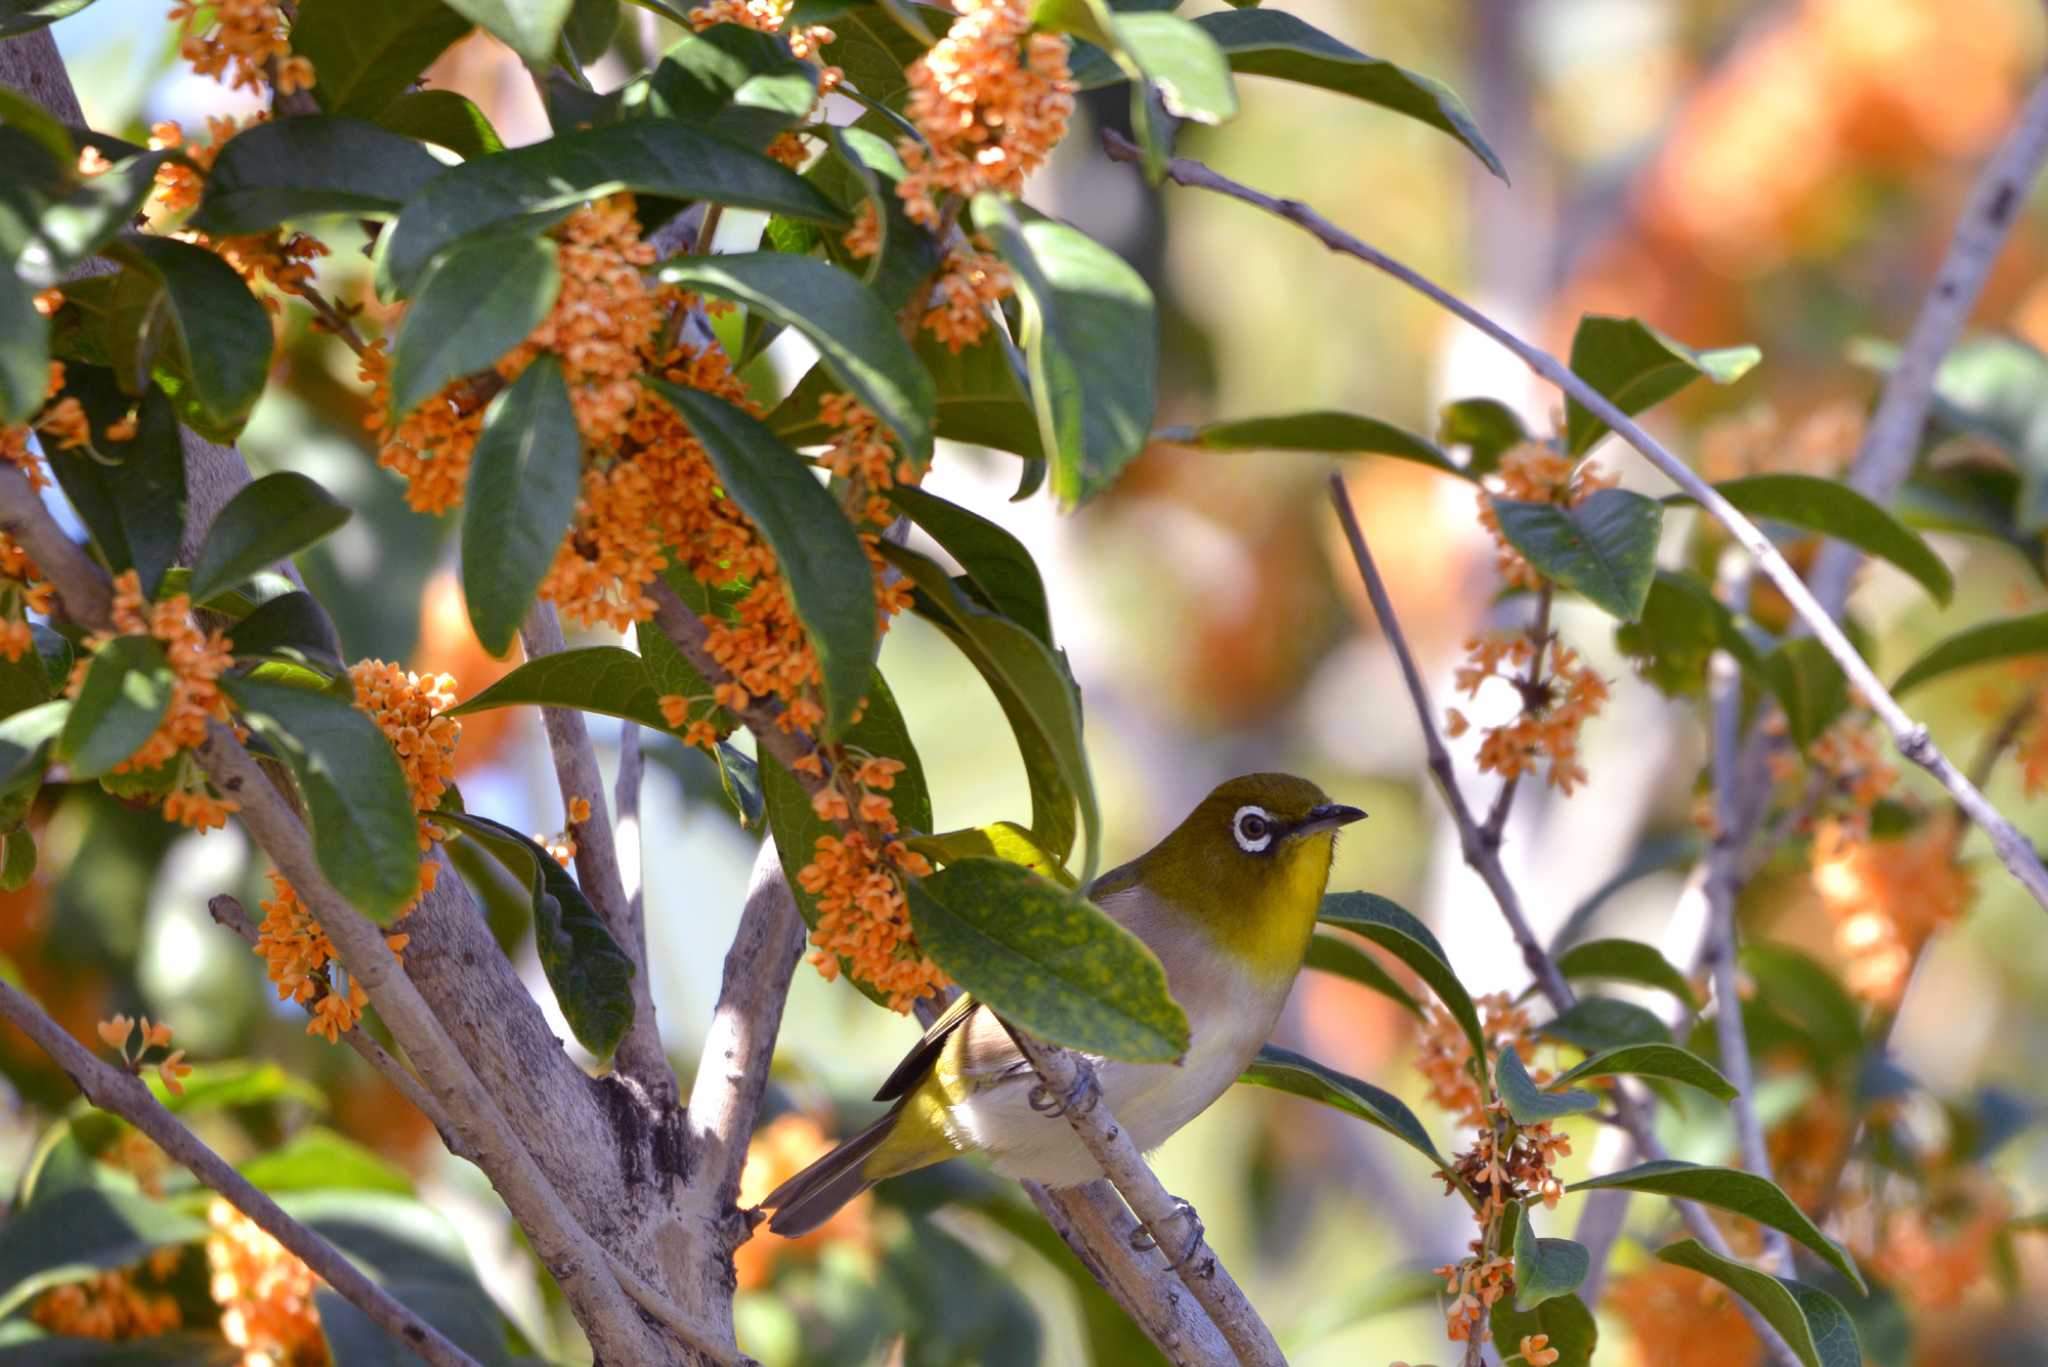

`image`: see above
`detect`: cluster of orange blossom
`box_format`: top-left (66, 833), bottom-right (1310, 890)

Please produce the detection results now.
top-left (139, 117), bottom-right (329, 312)
top-left (207, 1197), bottom-right (327, 1365)
top-left (796, 754), bottom-right (944, 1010)
top-left (1855, 1169), bottom-right (2011, 1312)
top-left (168, 0), bottom-right (312, 96)
top-left (1698, 399), bottom-right (1864, 483)
top-left (734, 1112), bottom-right (876, 1288)
top-left (1808, 811), bottom-right (1972, 1007)
top-left (686, 0), bottom-right (841, 168)
top-left (97, 1013), bottom-right (193, 1094)
top-left (1433, 1096), bottom-right (1574, 1348)
top-left (1765, 1090), bottom-right (1854, 1214)
top-left (1415, 990), bottom-right (1540, 1127)
top-left (1764, 709), bottom-right (1899, 840)
top-left (61, 570), bottom-right (239, 832)
top-left (1606, 1258), bottom-right (1759, 1367)
top-left (31, 1248), bottom-right (184, 1341)
top-left (255, 661), bottom-right (452, 1042)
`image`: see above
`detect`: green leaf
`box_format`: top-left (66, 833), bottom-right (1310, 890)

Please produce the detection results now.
top-left (460, 356), bottom-right (582, 656)
top-left (1762, 636), bottom-right (1849, 749)
top-left (974, 197), bottom-right (1157, 507)
top-left (1892, 610), bottom-right (2048, 695)
top-left (1674, 474), bottom-right (1952, 605)
top-left (391, 236), bottom-right (559, 420)
top-left (439, 811), bottom-right (634, 1061)
top-left (446, 645), bottom-right (681, 732)
top-left (57, 636), bottom-right (172, 780)
top-left (648, 22), bottom-right (821, 147)
top-left (1188, 10), bottom-right (1503, 179)
top-left (0, 700), bottom-right (66, 790)
top-left (17, 149), bottom-right (176, 290)
top-left (42, 371), bottom-right (186, 597)
top-left (383, 119), bottom-right (848, 291)
top-left (0, 828), bottom-right (36, 891)
top-left (1570, 1162), bottom-right (1865, 1291)
top-left (1490, 1293), bottom-right (1597, 1367)
top-left (294, 0), bottom-right (476, 117)
top-left (1555, 937), bottom-right (1697, 1005)
top-left (370, 90), bottom-right (506, 160)
top-left (1497, 1044), bottom-right (1598, 1124)
top-left (226, 678), bottom-right (423, 923)
top-left (881, 542), bottom-right (1096, 876)
top-left (657, 252), bottom-right (936, 463)
top-left (0, 1186), bottom-right (206, 1322)
top-left (1550, 1044), bottom-right (1736, 1101)
top-left (1162, 410), bottom-right (1466, 479)
top-left (1492, 488), bottom-right (1663, 620)
top-left (1615, 569), bottom-right (1768, 699)
top-left (240, 1126), bottom-right (415, 1196)
top-left (1239, 1044), bottom-right (1449, 1173)
top-left (189, 472), bottom-right (353, 606)
top-left (1564, 315), bottom-right (1759, 457)
top-left (1304, 930), bottom-right (1424, 1019)
top-left (147, 1059), bottom-right (325, 1114)
top-left (1512, 1204), bottom-right (1589, 1311)
top-left (1740, 942), bottom-right (1864, 1067)
top-left (103, 235), bottom-right (270, 441)
top-left (775, 325), bottom-right (1043, 460)
top-left (645, 379), bottom-right (877, 737)
top-left (0, 0), bottom-right (96, 39)
top-left (0, 261), bottom-right (46, 424)
top-left (908, 857), bottom-right (1188, 1061)
top-left (1317, 891), bottom-right (1485, 1063)
top-left (187, 116), bottom-right (449, 235)
top-left (1656, 1240), bottom-right (1862, 1367)
top-left (1437, 397), bottom-right (1528, 477)
top-left (906, 821), bottom-right (1075, 888)
top-left (229, 591), bottom-right (348, 678)
top-left (885, 484), bottom-right (1051, 645)
top-left (1103, 11), bottom-right (1239, 125)
top-left (441, 0), bottom-right (573, 65)
top-left (1540, 996), bottom-right (1670, 1051)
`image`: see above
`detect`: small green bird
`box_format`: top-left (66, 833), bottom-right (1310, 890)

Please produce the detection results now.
top-left (763, 773), bottom-right (1365, 1236)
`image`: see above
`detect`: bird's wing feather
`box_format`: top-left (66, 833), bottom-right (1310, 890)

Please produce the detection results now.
top-left (873, 992), bottom-right (982, 1101)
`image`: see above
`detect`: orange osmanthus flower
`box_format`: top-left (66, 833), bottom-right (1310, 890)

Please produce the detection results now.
top-left (168, 0), bottom-right (312, 95)
top-left (206, 1197), bottom-right (327, 1364)
top-left (734, 1112), bottom-right (876, 1287)
top-left (1809, 812), bottom-right (1972, 1007)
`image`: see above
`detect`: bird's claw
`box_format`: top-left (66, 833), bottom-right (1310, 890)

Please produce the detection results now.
top-left (1028, 1066), bottom-right (1100, 1118)
top-left (1129, 1197), bottom-right (1204, 1269)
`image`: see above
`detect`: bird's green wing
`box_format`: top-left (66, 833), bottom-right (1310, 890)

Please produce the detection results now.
top-left (873, 992), bottom-right (982, 1101)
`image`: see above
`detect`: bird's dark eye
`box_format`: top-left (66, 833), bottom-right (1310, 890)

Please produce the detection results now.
top-left (1240, 814), bottom-right (1268, 839)
top-left (1232, 806), bottom-right (1274, 852)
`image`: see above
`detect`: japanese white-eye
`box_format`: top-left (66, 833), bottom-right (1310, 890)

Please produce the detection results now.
top-left (763, 773), bottom-right (1365, 1235)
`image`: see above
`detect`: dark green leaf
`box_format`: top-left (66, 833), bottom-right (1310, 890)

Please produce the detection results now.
top-left (1550, 1044), bottom-right (1735, 1101)
top-left (189, 472), bottom-right (353, 605)
top-left (0, 0), bottom-right (95, 38)
top-left (1437, 397), bottom-right (1528, 477)
top-left (369, 90), bottom-right (506, 159)
top-left (226, 678), bottom-right (423, 922)
top-left (1892, 610), bottom-right (2048, 695)
top-left (648, 22), bottom-right (819, 145)
top-left (1564, 315), bottom-right (1759, 457)
top-left (1674, 474), bottom-right (1951, 605)
top-left (657, 252), bottom-right (936, 463)
top-left (1656, 1240), bottom-right (1862, 1367)
top-left (1570, 1162), bottom-right (1864, 1291)
top-left (974, 197), bottom-right (1156, 507)
top-left (885, 484), bottom-right (1051, 645)
top-left (0, 828), bottom-right (36, 890)
top-left (103, 235), bottom-right (269, 440)
top-left (713, 741), bottom-right (763, 828)
top-left (774, 326), bottom-right (1043, 460)
top-left (0, 260), bottom-right (45, 424)
top-left (294, 0), bottom-right (476, 116)
top-left (1512, 1204), bottom-right (1589, 1311)
top-left (881, 542), bottom-right (1095, 875)
top-left (1555, 937), bottom-right (1697, 1005)
top-left (0, 1187), bottom-right (206, 1321)
top-left (228, 591), bottom-right (347, 677)
top-left (188, 116), bottom-right (449, 235)
top-left (1615, 569), bottom-right (1768, 699)
top-left (439, 811), bottom-right (634, 1061)
top-left (391, 236), bottom-right (559, 420)
top-left (1162, 410), bottom-right (1465, 479)
top-left (1189, 10), bottom-right (1503, 179)
top-left (1304, 929), bottom-right (1423, 1019)
top-left (1490, 1293), bottom-right (1597, 1367)
top-left (57, 636), bottom-right (172, 780)
top-left (1497, 1043), bottom-right (1598, 1124)
top-left (440, 0), bottom-right (573, 64)
top-left (564, 0), bottom-right (621, 63)
top-left (43, 371), bottom-right (186, 597)
top-left (460, 356), bottom-right (582, 656)
top-left (383, 119), bottom-right (847, 291)
top-left (1540, 996), bottom-right (1670, 1051)
top-left (17, 150), bottom-right (176, 290)
top-left (1763, 636), bottom-right (1849, 749)
top-left (646, 379), bottom-right (877, 737)
top-left (908, 857), bottom-right (1188, 1061)
top-left (0, 699), bottom-right (66, 790)
top-left (447, 645), bottom-right (679, 731)
top-left (1491, 488), bottom-right (1663, 620)
top-left (1318, 890), bottom-right (1485, 1062)
top-left (1239, 1043), bottom-right (1450, 1171)
top-left (1740, 943), bottom-right (1864, 1067)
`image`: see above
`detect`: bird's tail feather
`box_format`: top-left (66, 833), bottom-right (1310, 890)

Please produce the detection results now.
top-left (761, 1107), bottom-right (901, 1238)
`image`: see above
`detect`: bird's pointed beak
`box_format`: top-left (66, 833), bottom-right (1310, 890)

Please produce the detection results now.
top-left (1295, 803), bottom-right (1367, 837)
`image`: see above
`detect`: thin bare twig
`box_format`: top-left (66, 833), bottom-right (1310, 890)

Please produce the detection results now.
top-left (520, 604), bottom-right (672, 1102)
top-left (1327, 479), bottom-right (1801, 1365)
top-left (1104, 129), bottom-right (2048, 916)
top-left (0, 979), bottom-right (478, 1367)
top-left (1479, 584), bottom-right (1553, 847)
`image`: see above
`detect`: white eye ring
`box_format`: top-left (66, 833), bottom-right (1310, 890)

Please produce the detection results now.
top-left (1232, 805), bottom-right (1274, 853)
